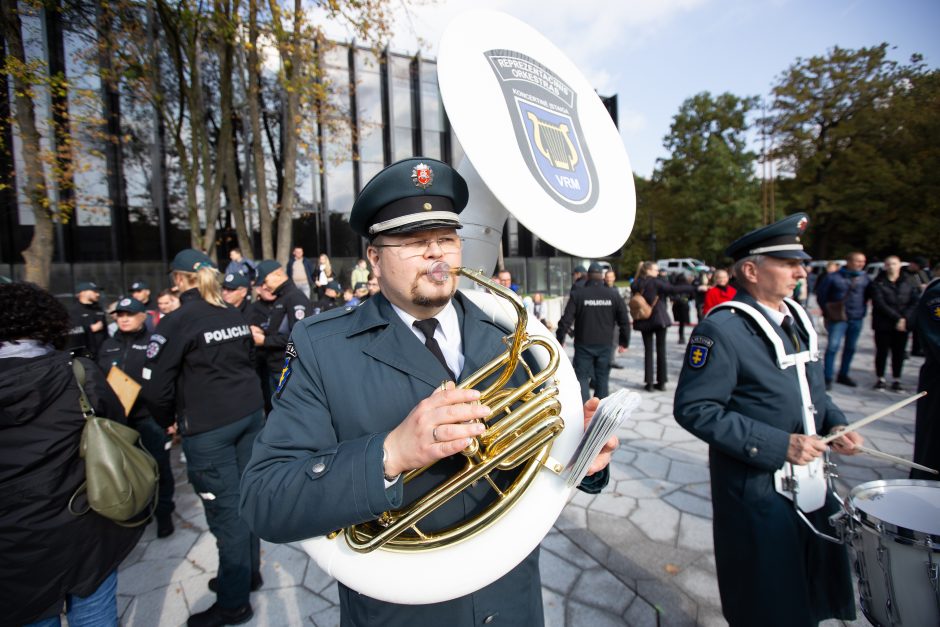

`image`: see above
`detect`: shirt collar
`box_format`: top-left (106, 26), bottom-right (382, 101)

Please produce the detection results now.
top-left (756, 301), bottom-right (788, 325)
top-left (390, 300), bottom-right (459, 343)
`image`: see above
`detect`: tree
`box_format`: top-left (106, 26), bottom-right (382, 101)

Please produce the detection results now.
top-left (765, 44), bottom-right (935, 259)
top-left (652, 91), bottom-right (761, 264)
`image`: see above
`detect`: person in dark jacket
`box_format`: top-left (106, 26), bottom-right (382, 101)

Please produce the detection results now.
top-left (249, 260), bottom-right (312, 393)
top-left (670, 272), bottom-right (693, 344)
top-left (221, 272), bottom-right (252, 314)
top-left (910, 277), bottom-right (940, 480)
top-left (556, 262), bottom-right (630, 401)
top-left (313, 279), bottom-right (343, 314)
top-left (674, 213), bottom-right (862, 626)
top-left (869, 255), bottom-right (918, 391)
top-left (815, 252), bottom-right (870, 388)
top-left (97, 296), bottom-right (175, 538)
top-left (140, 250), bottom-right (266, 627)
top-left (1, 282), bottom-right (143, 626)
top-left (631, 261), bottom-right (700, 391)
top-left (64, 281), bottom-right (108, 359)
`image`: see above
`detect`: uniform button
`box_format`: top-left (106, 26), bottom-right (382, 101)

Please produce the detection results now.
top-left (747, 446), bottom-right (758, 457)
top-left (312, 462), bottom-right (326, 474)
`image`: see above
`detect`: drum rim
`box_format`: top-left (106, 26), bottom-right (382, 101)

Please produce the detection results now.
top-left (846, 478), bottom-right (940, 546)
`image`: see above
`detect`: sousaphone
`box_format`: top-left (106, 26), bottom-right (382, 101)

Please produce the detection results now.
top-left (302, 10), bottom-right (636, 604)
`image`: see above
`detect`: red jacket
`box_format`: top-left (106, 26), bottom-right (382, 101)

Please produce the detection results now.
top-left (703, 284), bottom-right (737, 315)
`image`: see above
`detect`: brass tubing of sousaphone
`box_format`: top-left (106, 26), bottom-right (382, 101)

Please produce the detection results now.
top-left (341, 267), bottom-right (566, 553)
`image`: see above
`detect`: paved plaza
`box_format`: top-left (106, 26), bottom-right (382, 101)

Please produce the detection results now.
top-left (117, 309), bottom-right (925, 626)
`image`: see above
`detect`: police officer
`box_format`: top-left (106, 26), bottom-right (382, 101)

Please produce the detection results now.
top-left (240, 157), bottom-right (617, 627)
top-left (673, 214), bottom-right (863, 626)
top-left (140, 249), bottom-right (264, 627)
top-left (65, 281), bottom-right (107, 359)
top-left (555, 262), bottom-right (630, 401)
top-left (97, 296), bottom-right (176, 538)
top-left (312, 279), bottom-right (342, 314)
top-left (221, 272), bottom-right (251, 314)
top-left (249, 260), bottom-right (311, 394)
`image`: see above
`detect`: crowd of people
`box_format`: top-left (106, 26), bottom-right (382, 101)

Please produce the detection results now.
top-left (2, 164), bottom-right (937, 626)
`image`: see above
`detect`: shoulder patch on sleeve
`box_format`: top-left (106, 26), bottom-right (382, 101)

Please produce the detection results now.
top-left (688, 335), bottom-right (713, 369)
top-left (146, 334), bottom-right (167, 359)
top-left (275, 340), bottom-right (295, 398)
top-left (294, 304), bottom-right (306, 320)
top-left (927, 296), bottom-right (940, 321)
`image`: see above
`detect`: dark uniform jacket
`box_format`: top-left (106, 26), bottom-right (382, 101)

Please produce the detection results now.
top-left (869, 273), bottom-right (918, 332)
top-left (0, 352), bottom-right (143, 625)
top-left (673, 290), bottom-right (855, 626)
top-left (140, 289), bottom-right (264, 435)
top-left (556, 279), bottom-right (630, 347)
top-left (240, 291), bottom-right (607, 627)
top-left (65, 300), bottom-right (108, 359)
top-left (258, 279), bottom-right (311, 374)
top-left (911, 278), bottom-right (940, 480)
top-left (97, 326), bottom-right (152, 421)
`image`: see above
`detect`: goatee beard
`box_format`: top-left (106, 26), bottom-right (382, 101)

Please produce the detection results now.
top-left (411, 280), bottom-right (455, 309)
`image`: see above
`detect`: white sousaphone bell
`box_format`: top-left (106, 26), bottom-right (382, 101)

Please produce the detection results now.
top-left (302, 10), bottom-right (637, 604)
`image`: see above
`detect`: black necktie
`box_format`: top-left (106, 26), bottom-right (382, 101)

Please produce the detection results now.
top-left (781, 316), bottom-right (801, 351)
top-left (413, 318), bottom-right (456, 381)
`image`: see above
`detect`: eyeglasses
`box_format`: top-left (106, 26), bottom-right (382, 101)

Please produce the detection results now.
top-left (373, 235), bottom-right (463, 258)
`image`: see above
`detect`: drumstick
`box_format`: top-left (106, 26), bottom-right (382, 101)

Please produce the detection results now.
top-left (820, 391), bottom-right (927, 444)
top-left (850, 444), bottom-right (938, 474)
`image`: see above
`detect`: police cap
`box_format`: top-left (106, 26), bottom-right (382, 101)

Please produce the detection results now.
top-left (325, 280), bottom-right (342, 293)
top-left (725, 213), bottom-right (812, 261)
top-left (254, 260), bottom-right (281, 284)
top-left (222, 273), bottom-right (250, 289)
top-left (354, 282), bottom-right (368, 291)
top-left (171, 249), bottom-right (216, 272)
top-left (588, 262), bottom-right (605, 274)
top-left (573, 265), bottom-right (587, 274)
top-left (129, 280), bottom-right (149, 292)
top-left (75, 281), bottom-right (100, 293)
top-left (349, 157), bottom-right (469, 239)
top-left (114, 297), bottom-right (147, 314)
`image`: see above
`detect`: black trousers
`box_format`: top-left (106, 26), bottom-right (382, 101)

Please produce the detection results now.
top-left (641, 327), bottom-right (668, 385)
top-left (874, 329), bottom-right (909, 379)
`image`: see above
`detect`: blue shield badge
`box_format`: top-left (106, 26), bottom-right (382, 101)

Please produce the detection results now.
top-left (688, 345), bottom-right (709, 369)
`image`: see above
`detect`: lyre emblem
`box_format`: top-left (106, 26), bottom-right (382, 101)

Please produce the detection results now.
top-left (526, 112), bottom-right (579, 172)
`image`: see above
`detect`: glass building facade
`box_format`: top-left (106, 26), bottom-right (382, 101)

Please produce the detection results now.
top-left (2, 29), bottom-right (618, 296)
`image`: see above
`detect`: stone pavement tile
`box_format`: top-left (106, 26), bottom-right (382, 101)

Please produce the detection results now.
top-left (632, 450), bottom-right (671, 479)
top-left (568, 488), bottom-right (596, 508)
top-left (604, 537), bottom-right (700, 585)
top-left (667, 460), bottom-right (707, 485)
top-left (661, 425), bottom-right (697, 443)
top-left (589, 492), bottom-right (636, 518)
top-left (259, 541), bottom-right (309, 589)
top-left (179, 572), bottom-right (215, 616)
top-left (116, 594), bottom-right (132, 619)
top-left (541, 530), bottom-right (600, 569)
top-left (122, 582), bottom-right (191, 626)
top-left (560, 526), bottom-right (616, 564)
top-left (310, 605), bottom-right (342, 627)
top-left (664, 490), bottom-right (713, 519)
top-left (868, 438), bottom-right (917, 456)
top-left (660, 445), bottom-right (708, 465)
top-left (122, 539), bottom-right (148, 569)
top-left (611, 447), bottom-right (637, 465)
top-left (249, 587), bottom-right (333, 625)
top-left (186, 531), bottom-right (219, 574)
top-left (173, 490), bottom-right (204, 522)
top-left (697, 606), bottom-right (729, 627)
top-left (693, 552), bottom-right (717, 575)
top-left (542, 587), bottom-right (566, 627)
top-left (570, 568), bottom-right (636, 614)
top-left (635, 421), bottom-right (665, 441)
top-left (622, 595), bottom-right (660, 627)
top-left (611, 460), bottom-right (646, 481)
top-left (303, 560), bottom-right (335, 595)
top-left (674, 565), bottom-right (721, 609)
top-left (616, 477), bottom-right (679, 499)
top-left (629, 497), bottom-right (679, 543)
top-left (684, 482), bottom-right (712, 499)
top-left (142, 525), bottom-right (199, 561)
top-left (555, 504), bottom-right (587, 530)
top-left (118, 557), bottom-right (203, 596)
top-left (566, 599), bottom-right (627, 627)
top-left (636, 579), bottom-right (698, 627)
top-left (677, 513), bottom-right (713, 553)
top-left (177, 508), bottom-right (208, 533)
top-left (539, 549), bottom-right (584, 594)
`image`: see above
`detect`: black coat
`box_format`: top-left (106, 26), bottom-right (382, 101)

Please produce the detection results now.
top-left (556, 279), bottom-right (630, 347)
top-left (674, 291), bottom-right (854, 625)
top-left (911, 279), bottom-right (940, 480)
top-left (257, 280), bottom-right (312, 374)
top-left (64, 300), bottom-right (108, 359)
top-left (869, 273), bottom-right (918, 332)
top-left (0, 352), bottom-right (143, 625)
top-left (97, 326), bottom-right (152, 421)
top-left (631, 277), bottom-right (695, 332)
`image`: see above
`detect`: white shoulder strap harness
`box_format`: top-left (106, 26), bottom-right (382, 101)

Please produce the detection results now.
top-left (709, 298), bottom-right (829, 513)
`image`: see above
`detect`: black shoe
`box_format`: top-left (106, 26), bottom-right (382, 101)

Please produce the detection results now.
top-left (836, 375), bottom-right (858, 387)
top-left (187, 603), bottom-right (253, 627)
top-left (644, 383), bottom-right (654, 392)
top-left (654, 382), bottom-right (666, 391)
top-left (891, 380), bottom-right (903, 392)
top-left (825, 380), bottom-right (833, 391)
top-left (873, 379), bottom-right (886, 390)
top-left (610, 362), bottom-right (625, 369)
top-left (157, 514), bottom-right (175, 538)
top-left (208, 572), bottom-right (263, 594)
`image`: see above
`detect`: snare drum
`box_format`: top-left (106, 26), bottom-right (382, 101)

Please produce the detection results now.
top-left (844, 479), bottom-right (940, 627)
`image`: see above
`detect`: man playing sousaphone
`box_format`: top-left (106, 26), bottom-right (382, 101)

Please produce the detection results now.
top-left (240, 157), bottom-right (617, 626)
top-left (674, 213), bottom-right (863, 626)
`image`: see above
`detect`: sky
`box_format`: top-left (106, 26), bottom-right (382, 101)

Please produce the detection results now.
top-left (321, 0), bottom-right (940, 178)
